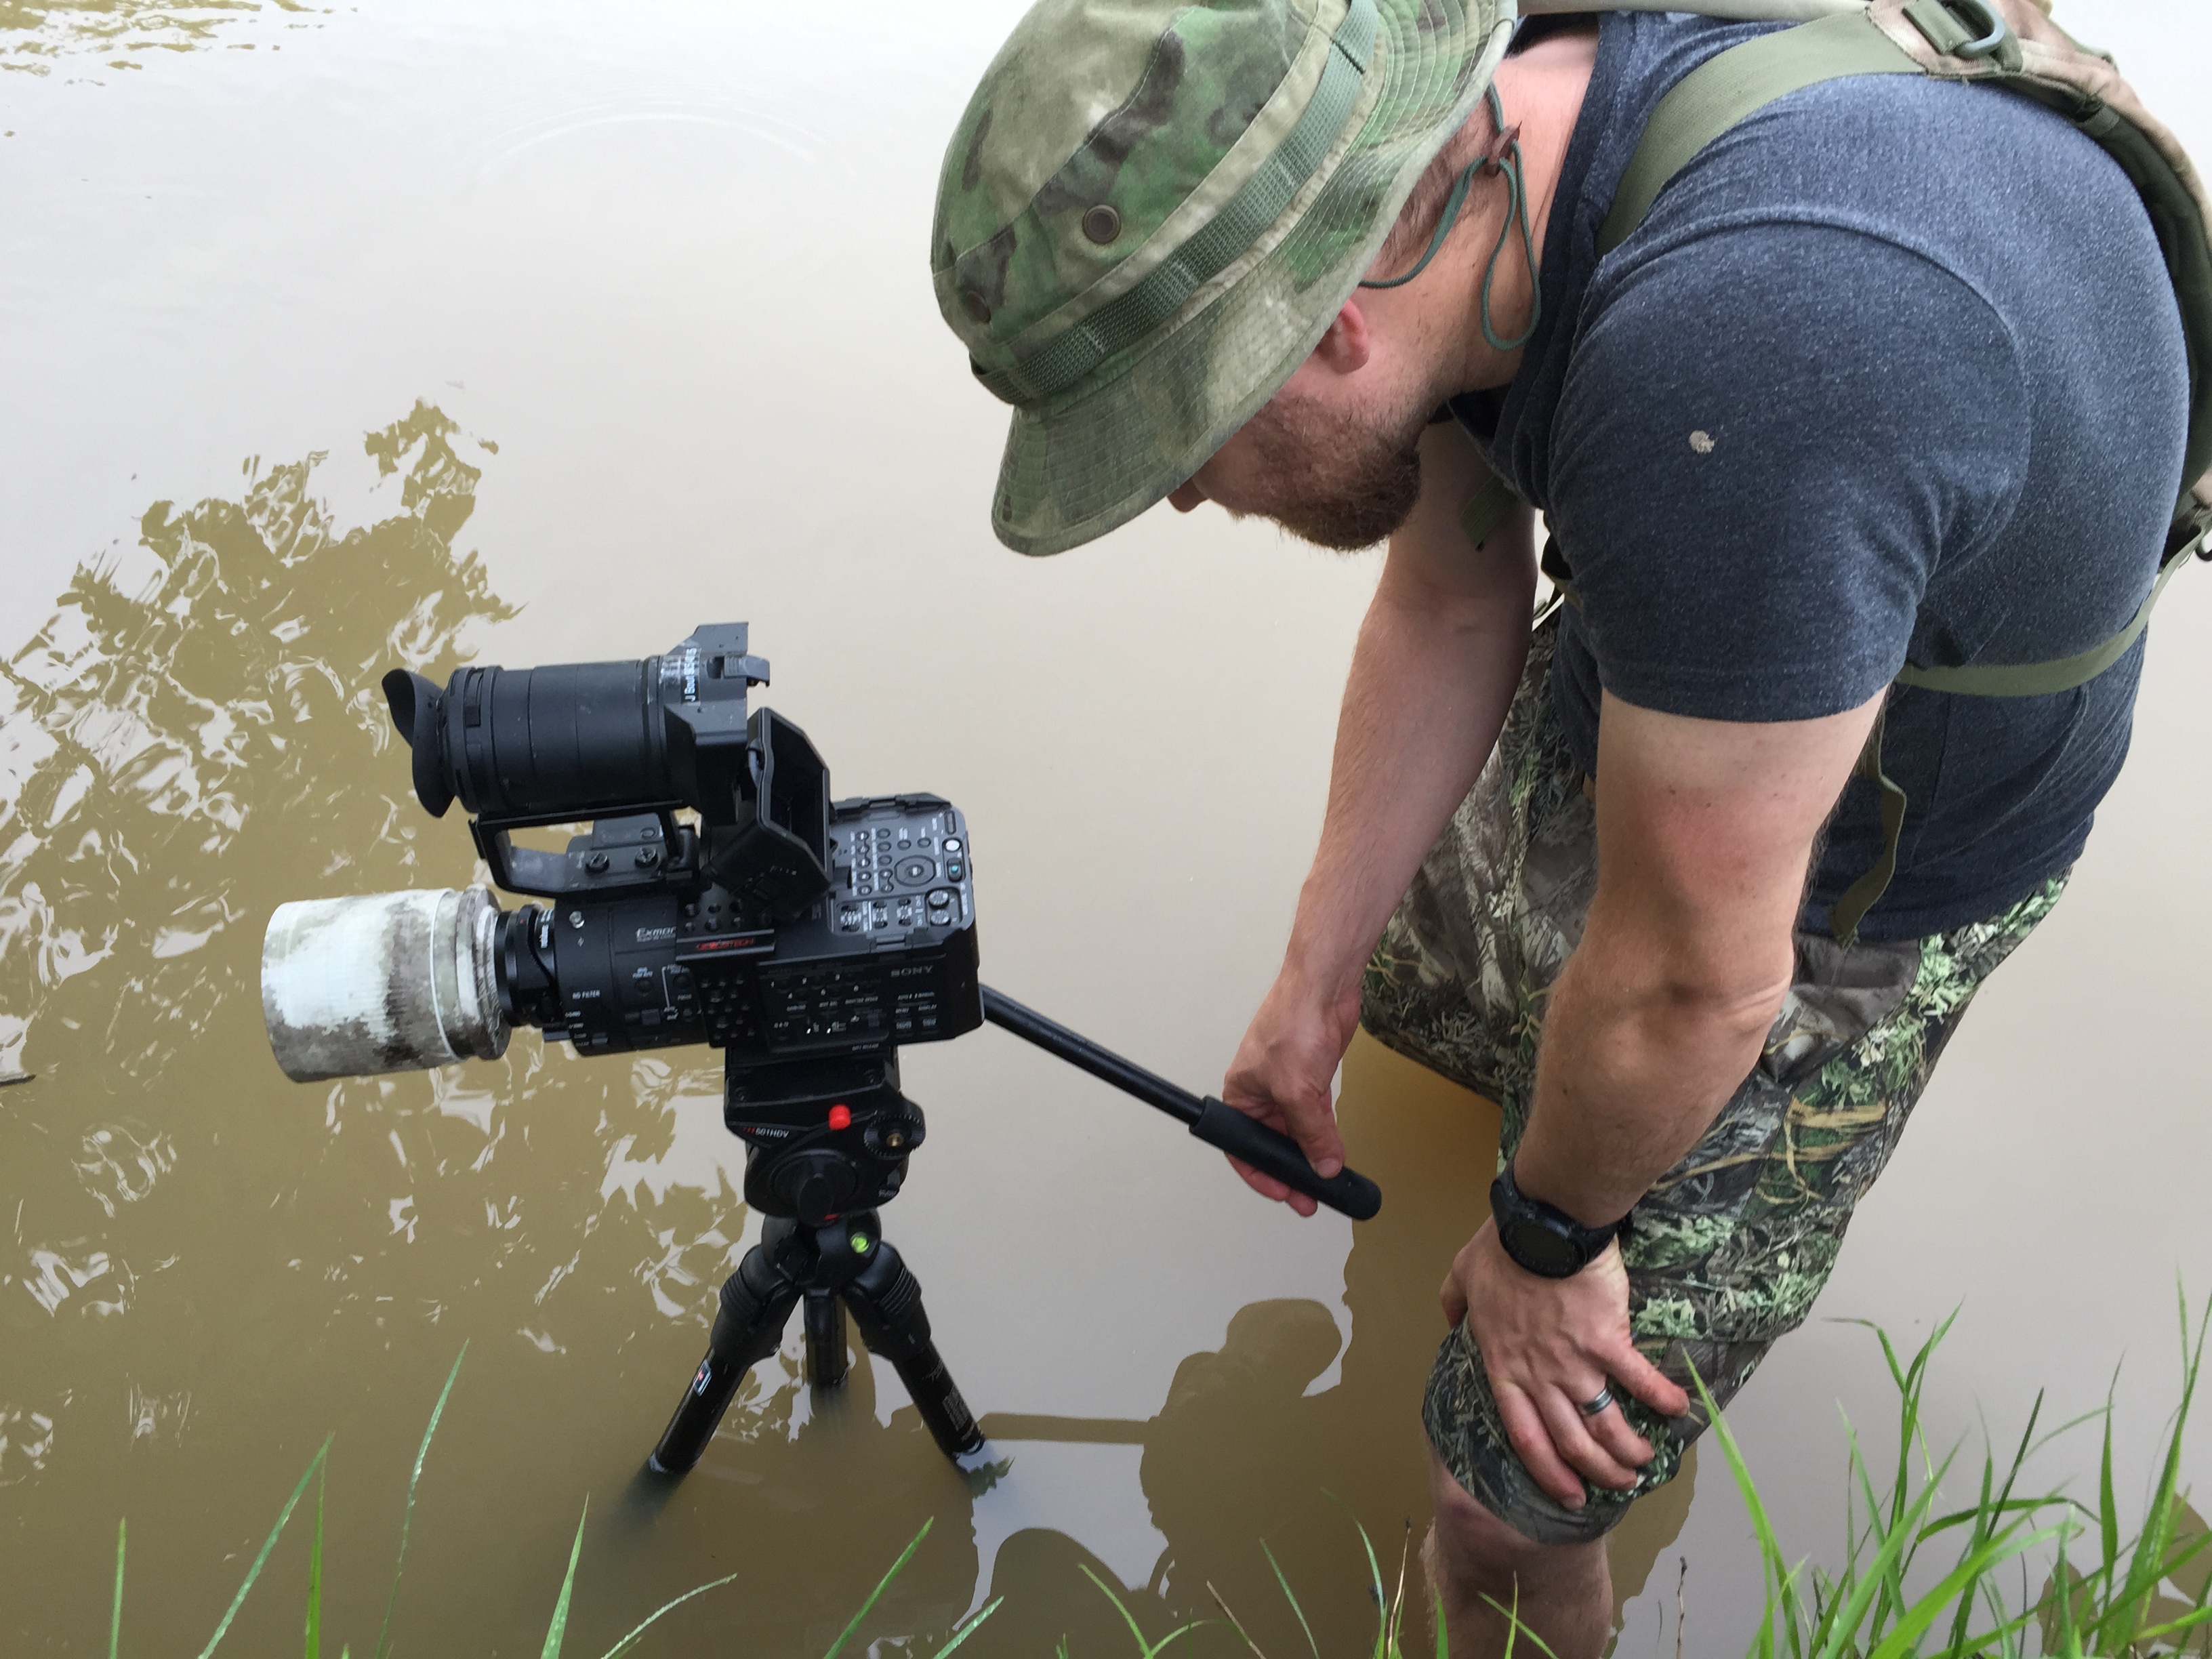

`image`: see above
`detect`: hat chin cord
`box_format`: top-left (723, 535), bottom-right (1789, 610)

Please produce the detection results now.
top-left (1359, 83), bottom-right (1542, 354)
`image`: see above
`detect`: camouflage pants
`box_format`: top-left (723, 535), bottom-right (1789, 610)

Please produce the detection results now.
top-left (1361, 620), bottom-right (2068, 1546)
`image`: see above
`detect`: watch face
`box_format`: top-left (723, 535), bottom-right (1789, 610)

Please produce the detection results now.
top-left (1504, 1218), bottom-right (1582, 1277)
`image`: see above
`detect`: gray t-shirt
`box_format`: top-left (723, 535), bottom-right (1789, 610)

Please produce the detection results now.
top-left (1452, 13), bottom-right (2190, 939)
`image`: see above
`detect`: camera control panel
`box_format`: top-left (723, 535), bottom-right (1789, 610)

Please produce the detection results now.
top-left (534, 795), bottom-right (981, 1062)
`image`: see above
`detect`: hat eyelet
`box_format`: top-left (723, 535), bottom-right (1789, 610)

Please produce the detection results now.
top-left (960, 290), bottom-right (993, 325)
top-left (1081, 205), bottom-right (1122, 245)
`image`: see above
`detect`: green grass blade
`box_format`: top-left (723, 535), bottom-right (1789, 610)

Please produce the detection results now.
top-left (1942, 1446), bottom-right (1999, 1656)
top-left (823, 1519), bottom-right (933, 1659)
top-left (373, 1343), bottom-right (468, 1659)
top-left (1323, 1496), bottom-right (1388, 1658)
top-left (109, 1518), bottom-right (125, 1659)
top-left (304, 1456), bottom-right (326, 1659)
top-left (1081, 1564), bottom-right (1156, 1656)
top-left (1476, 1586), bottom-right (1561, 1658)
top-left (1919, 1496), bottom-right (2056, 1539)
top-left (594, 1572), bottom-right (741, 1659)
top-left (2094, 1286), bottom-right (2205, 1652)
top-left (931, 1597), bottom-right (1004, 1659)
top-left (1816, 1441), bottom-right (1964, 1659)
top-left (2133, 1603), bottom-right (2212, 1647)
top-left (1079, 1564), bottom-right (1205, 1659)
top-left (1942, 1387), bottom-right (2045, 1659)
top-left (1261, 1541), bottom-right (1320, 1659)
top-left (1864, 1521), bottom-right (2068, 1659)
top-left (1950, 1590), bottom-right (2056, 1658)
top-left (540, 1499), bottom-right (589, 1659)
top-left (1695, 1372), bottom-right (1793, 1652)
top-left (2097, 1367), bottom-right (2121, 1590)
top-left (198, 1437), bottom-right (332, 1658)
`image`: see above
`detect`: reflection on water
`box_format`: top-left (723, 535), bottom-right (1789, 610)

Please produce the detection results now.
top-left (0, 407), bottom-right (849, 1647)
top-left (1, 0), bottom-right (323, 72)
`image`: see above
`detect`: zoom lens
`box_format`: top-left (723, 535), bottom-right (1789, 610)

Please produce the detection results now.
top-left (262, 888), bottom-right (510, 1082)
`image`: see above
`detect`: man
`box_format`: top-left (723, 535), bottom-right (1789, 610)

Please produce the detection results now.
top-left (933, 0), bottom-right (2191, 1653)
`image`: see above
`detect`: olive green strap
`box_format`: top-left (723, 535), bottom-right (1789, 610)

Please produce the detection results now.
top-left (1828, 703), bottom-right (1908, 946)
top-left (1597, 9), bottom-right (1921, 258)
top-left (1460, 474), bottom-right (1520, 547)
top-left (1897, 537), bottom-right (2200, 696)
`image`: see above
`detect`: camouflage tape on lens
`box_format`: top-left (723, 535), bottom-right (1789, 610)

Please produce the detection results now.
top-left (972, 0), bottom-right (1380, 409)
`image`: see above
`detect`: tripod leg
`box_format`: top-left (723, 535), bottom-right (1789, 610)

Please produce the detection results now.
top-left (840, 1237), bottom-right (985, 1461)
top-left (648, 1237), bottom-right (802, 1475)
top-left (803, 1290), bottom-right (848, 1389)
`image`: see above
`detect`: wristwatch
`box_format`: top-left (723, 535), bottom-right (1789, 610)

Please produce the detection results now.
top-left (1489, 1161), bottom-right (1627, 1279)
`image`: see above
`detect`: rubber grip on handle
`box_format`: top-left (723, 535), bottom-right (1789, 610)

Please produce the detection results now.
top-left (1191, 1098), bottom-right (1382, 1221)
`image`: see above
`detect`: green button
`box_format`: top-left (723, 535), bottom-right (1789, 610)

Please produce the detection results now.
top-left (850, 1233), bottom-right (872, 1254)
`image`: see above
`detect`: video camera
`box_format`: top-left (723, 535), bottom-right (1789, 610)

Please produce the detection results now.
top-left (260, 622), bottom-right (1378, 1477)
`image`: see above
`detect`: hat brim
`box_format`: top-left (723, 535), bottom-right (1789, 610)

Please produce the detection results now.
top-left (987, 0), bottom-right (1516, 557)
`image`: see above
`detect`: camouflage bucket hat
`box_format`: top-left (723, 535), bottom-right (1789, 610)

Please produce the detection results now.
top-left (934, 0), bottom-right (1515, 556)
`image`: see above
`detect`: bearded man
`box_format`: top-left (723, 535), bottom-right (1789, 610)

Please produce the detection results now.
top-left (931, 0), bottom-right (2194, 1653)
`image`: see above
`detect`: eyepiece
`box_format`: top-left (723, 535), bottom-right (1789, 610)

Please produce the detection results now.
top-left (382, 670), bottom-right (455, 818)
top-left (262, 888), bottom-right (510, 1082)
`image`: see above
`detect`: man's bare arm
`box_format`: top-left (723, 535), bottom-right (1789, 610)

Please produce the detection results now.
top-left (1443, 684), bottom-right (1883, 1504)
top-left (1515, 689), bottom-right (1883, 1218)
top-left (1220, 420), bottom-right (1537, 1213)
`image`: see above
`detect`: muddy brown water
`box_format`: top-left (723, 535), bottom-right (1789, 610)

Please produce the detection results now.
top-left (1, 2), bottom-right (2206, 1654)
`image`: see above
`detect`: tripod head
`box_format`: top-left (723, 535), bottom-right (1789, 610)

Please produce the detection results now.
top-left (724, 1052), bottom-right (924, 1224)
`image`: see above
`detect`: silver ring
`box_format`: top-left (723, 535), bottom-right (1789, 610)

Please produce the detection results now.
top-left (1578, 1386), bottom-right (1615, 1418)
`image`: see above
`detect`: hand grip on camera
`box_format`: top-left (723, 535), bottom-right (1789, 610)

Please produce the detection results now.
top-left (1190, 1097), bottom-right (1382, 1220)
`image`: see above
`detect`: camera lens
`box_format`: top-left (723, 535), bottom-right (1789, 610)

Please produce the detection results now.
top-left (262, 888), bottom-right (510, 1081)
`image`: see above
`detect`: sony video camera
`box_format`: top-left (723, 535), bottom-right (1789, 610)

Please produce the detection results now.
top-left (261, 622), bottom-right (979, 1223)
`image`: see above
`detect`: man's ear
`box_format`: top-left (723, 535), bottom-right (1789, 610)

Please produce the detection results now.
top-left (1311, 300), bottom-right (1374, 375)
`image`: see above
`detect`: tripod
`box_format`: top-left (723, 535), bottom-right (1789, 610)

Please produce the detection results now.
top-left (647, 987), bottom-right (1382, 1476)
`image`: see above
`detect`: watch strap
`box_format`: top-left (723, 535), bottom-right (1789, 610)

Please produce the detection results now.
top-left (1489, 1162), bottom-right (1627, 1278)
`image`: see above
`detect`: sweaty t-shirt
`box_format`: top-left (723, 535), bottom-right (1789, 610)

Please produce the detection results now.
top-left (1450, 12), bottom-right (2190, 940)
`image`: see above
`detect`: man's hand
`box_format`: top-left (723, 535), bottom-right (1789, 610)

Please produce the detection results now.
top-left (1219, 970), bottom-right (1363, 1216)
top-left (1443, 1223), bottom-right (1690, 1505)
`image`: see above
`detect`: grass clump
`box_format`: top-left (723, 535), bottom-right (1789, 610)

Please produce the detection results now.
top-left (1672, 1287), bottom-right (2209, 1658)
top-left (100, 1343), bottom-right (1000, 1659)
top-left (98, 1292), bottom-right (2207, 1657)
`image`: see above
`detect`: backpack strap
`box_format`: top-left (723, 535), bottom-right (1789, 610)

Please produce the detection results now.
top-left (1827, 705), bottom-right (1908, 946)
top-left (1595, 0), bottom-right (2212, 941)
top-left (1597, 11), bottom-right (1921, 258)
top-left (1898, 525), bottom-right (2208, 696)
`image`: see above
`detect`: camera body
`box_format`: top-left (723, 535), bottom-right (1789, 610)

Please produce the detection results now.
top-left (496, 793), bottom-right (981, 1065)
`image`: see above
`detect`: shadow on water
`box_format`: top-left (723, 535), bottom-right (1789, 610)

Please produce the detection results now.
top-left (0, 403), bottom-right (1692, 1652)
top-left (958, 1036), bottom-right (1696, 1659)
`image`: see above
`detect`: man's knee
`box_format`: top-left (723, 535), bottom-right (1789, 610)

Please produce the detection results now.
top-left (1426, 1446), bottom-right (1602, 1593)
